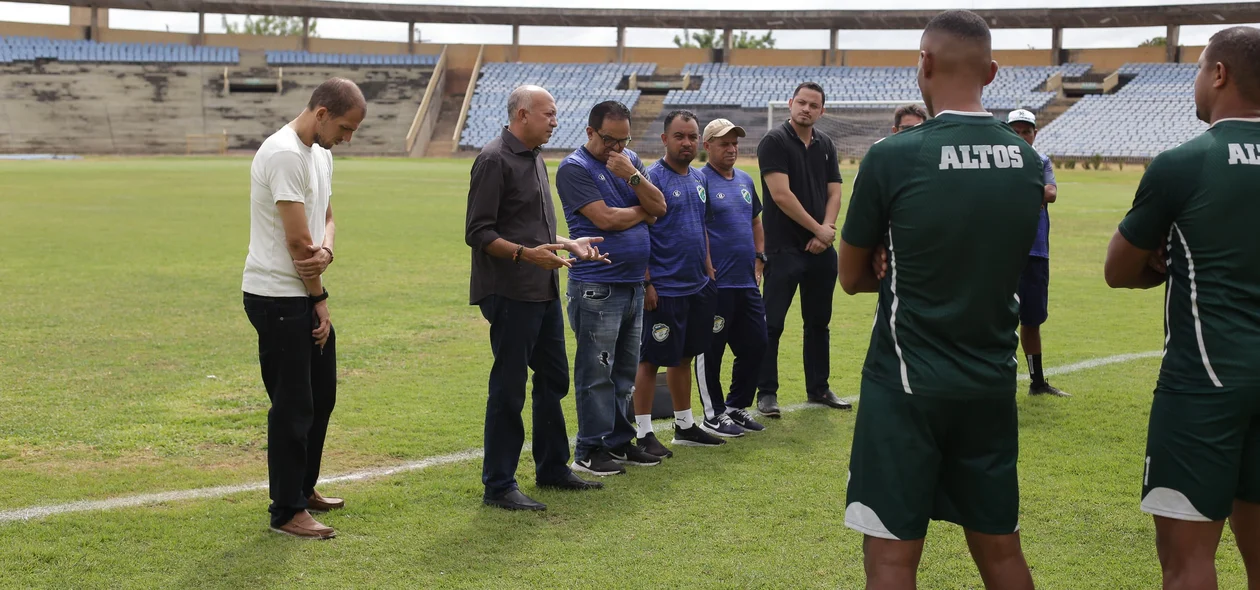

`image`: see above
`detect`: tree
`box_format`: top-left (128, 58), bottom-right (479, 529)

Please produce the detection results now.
top-left (1139, 36), bottom-right (1166, 47)
top-left (673, 28), bottom-right (776, 49)
top-left (222, 15), bottom-right (317, 37)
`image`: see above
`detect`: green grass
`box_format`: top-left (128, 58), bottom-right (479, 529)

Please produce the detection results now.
top-left (0, 157), bottom-right (1246, 588)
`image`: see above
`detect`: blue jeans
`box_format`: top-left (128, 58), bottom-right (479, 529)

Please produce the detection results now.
top-left (566, 280), bottom-right (643, 461)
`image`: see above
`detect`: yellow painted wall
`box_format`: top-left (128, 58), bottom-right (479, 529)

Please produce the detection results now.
top-left (994, 49), bottom-right (1053, 67)
top-left (731, 49), bottom-right (824, 67)
top-left (0, 21), bottom-right (84, 40)
top-left (1070, 46), bottom-right (1167, 70)
top-left (842, 50), bottom-right (919, 67)
top-left (625, 47), bottom-right (707, 68)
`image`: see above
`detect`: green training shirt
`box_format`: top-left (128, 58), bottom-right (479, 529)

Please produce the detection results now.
top-left (842, 111), bottom-right (1045, 398)
top-left (1119, 118), bottom-right (1260, 394)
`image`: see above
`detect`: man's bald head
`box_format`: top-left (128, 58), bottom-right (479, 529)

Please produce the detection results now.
top-left (1203, 26), bottom-right (1260, 98)
top-left (507, 85), bottom-right (553, 122)
top-left (307, 78), bottom-right (366, 118)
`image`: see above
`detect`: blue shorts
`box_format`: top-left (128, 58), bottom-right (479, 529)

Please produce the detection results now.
top-left (1018, 256), bottom-right (1049, 327)
top-left (640, 281), bottom-right (717, 367)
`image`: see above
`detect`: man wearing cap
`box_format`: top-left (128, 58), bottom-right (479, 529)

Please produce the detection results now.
top-left (694, 119), bottom-right (768, 436)
top-left (1008, 108), bottom-right (1069, 397)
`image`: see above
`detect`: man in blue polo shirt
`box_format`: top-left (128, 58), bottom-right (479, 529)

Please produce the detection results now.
top-left (632, 109), bottom-right (726, 452)
top-left (695, 118), bottom-right (768, 436)
top-left (1007, 109), bottom-right (1069, 397)
top-left (557, 101), bottom-right (671, 477)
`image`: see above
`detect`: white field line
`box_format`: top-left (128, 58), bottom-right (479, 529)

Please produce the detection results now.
top-left (0, 351), bottom-right (1161, 525)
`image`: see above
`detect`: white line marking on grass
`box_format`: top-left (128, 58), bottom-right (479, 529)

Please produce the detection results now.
top-left (0, 351), bottom-right (1160, 524)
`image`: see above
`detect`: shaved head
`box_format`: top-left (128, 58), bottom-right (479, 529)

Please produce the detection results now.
top-left (917, 10), bottom-right (998, 116)
top-left (507, 85), bottom-right (552, 122)
top-left (1204, 26), bottom-right (1260, 98)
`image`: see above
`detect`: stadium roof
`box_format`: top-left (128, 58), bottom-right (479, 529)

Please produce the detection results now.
top-left (15, 0), bottom-right (1260, 30)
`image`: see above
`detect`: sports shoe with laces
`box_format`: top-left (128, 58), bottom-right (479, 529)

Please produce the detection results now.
top-left (672, 423), bottom-right (726, 447)
top-left (700, 413), bottom-right (746, 438)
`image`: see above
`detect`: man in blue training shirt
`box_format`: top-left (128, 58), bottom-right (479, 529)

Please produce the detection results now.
top-left (694, 118), bottom-right (768, 437)
top-left (632, 110), bottom-right (726, 453)
top-left (1007, 109), bottom-right (1070, 397)
top-left (557, 101), bottom-right (670, 477)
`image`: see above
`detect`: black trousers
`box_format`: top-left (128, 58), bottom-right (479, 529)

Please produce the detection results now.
top-left (758, 247), bottom-right (838, 399)
top-left (243, 292), bottom-right (337, 528)
top-left (478, 296), bottom-right (572, 497)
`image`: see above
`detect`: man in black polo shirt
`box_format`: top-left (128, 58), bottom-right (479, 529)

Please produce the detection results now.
top-left (465, 85), bottom-right (608, 511)
top-left (756, 81), bottom-right (850, 416)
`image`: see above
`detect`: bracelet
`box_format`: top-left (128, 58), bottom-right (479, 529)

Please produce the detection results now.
top-left (310, 288), bottom-right (329, 304)
top-left (512, 245), bottom-right (525, 264)
top-left (322, 246), bottom-right (334, 263)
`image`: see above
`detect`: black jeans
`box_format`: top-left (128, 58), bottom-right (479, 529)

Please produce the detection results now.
top-left (758, 247), bottom-right (838, 399)
top-left (478, 296), bottom-right (572, 498)
top-left (243, 292), bottom-right (337, 528)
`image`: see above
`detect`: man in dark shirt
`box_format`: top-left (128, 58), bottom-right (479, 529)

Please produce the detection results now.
top-left (465, 85), bottom-right (608, 511)
top-left (756, 81), bottom-right (851, 416)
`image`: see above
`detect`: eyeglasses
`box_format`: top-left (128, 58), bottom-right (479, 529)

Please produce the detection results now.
top-left (597, 132), bottom-right (632, 148)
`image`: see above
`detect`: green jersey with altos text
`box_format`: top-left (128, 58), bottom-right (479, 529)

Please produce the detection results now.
top-left (1119, 118), bottom-right (1260, 394)
top-left (841, 111), bottom-right (1045, 398)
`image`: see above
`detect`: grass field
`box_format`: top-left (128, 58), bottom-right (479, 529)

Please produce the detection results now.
top-left (0, 157), bottom-right (1247, 588)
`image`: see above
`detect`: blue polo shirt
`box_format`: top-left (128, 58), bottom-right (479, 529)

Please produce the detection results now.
top-left (644, 159), bottom-right (711, 297)
top-left (556, 147), bottom-right (651, 284)
top-left (701, 164), bottom-right (762, 289)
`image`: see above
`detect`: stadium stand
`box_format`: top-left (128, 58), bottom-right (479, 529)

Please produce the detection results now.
top-left (0, 35), bottom-right (238, 64)
top-left (458, 62), bottom-right (655, 150)
top-left (1037, 63), bottom-right (1205, 160)
top-left (266, 50), bottom-right (439, 67)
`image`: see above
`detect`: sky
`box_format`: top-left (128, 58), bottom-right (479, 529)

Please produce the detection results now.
top-left (1, 0), bottom-right (1257, 50)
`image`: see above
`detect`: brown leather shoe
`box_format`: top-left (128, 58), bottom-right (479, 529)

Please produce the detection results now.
top-left (270, 510), bottom-right (336, 540)
top-left (307, 490), bottom-right (345, 513)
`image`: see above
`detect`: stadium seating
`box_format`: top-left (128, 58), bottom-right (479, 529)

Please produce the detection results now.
top-left (667, 63), bottom-right (1092, 111)
top-left (1037, 63), bottom-right (1205, 159)
top-left (0, 35), bottom-right (238, 64)
top-left (265, 51), bottom-right (439, 67)
top-left (458, 62), bottom-right (656, 150)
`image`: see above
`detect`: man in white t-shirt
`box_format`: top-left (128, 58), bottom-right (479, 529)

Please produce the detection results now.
top-left (242, 78), bottom-right (365, 540)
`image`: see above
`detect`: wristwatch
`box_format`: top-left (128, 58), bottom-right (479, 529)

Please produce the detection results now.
top-left (755, 252), bottom-right (769, 263)
top-left (310, 288), bottom-right (329, 303)
top-left (629, 172), bottom-right (642, 186)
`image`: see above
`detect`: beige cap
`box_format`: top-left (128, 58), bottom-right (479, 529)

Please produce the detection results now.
top-left (703, 118), bottom-right (747, 142)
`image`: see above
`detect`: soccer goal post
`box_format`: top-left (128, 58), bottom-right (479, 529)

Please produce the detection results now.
top-left (767, 100), bottom-right (926, 160)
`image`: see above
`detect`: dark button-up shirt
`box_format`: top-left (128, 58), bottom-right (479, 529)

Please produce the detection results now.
top-left (757, 119), bottom-right (843, 252)
top-left (465, 127), bottom-right (559, 305)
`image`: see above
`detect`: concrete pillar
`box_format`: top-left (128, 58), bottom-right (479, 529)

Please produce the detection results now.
top-left (408, 22), bottom-right (416, 54)
top-left (1051, 27), bottom-right (1064, 65)
top-left (90, 7), bottom-right (100, 42)
top-left (197, 13), bottom-right (205, 45)
top-left (616, 26), bottom-right (626, 63)
top-left (511, 24), bottom-right (520, 62)
top-left (1166, 24), bottom-right (1181, 63)
top-left (829, 28), bottom-right (838, 66)
top-left (302, 16), bottom-right (311, 51)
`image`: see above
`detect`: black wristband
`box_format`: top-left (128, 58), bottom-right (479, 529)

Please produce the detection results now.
top-left (310, 289), bottom-right (329, 304)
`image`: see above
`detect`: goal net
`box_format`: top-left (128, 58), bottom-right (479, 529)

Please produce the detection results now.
top-left (767, 100), bottom-right (927, 161)
top-left (185, 131), bottom-right (228, 156)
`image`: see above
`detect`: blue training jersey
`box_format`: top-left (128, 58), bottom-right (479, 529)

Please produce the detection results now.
top-left (556, 147), bottom-right (651, 284)
top-left (1029, 153), bottom-right (1056, 259)
top-left (701, 164), bottom-right (762, 289)
top-left (645, 159), bottom-right (711, 297)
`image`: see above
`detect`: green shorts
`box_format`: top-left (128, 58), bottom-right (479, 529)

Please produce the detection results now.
top-left (844, 380), bottom-right (1021, 540)
top-left (1141, 388), bottom-right (1260, 522)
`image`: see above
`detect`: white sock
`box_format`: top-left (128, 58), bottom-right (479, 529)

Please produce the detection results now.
top-left (674, 408), bottom-right (695, 429)
top-left (635, 414), bottom-right (654, 438)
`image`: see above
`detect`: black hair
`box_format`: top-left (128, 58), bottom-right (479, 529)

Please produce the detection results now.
top-left (587, 101), bottom-right (632, 130)
top-left (1206, 26), bottom-right (1260, 98)
top-left (792, 81), bottom-right (826, 105)
top-left (663, 109), bottom-right (698, 133)
top-left (924, 10), bottom-right (992, 48)
top-left (307, 78), bottom-right (366, 117)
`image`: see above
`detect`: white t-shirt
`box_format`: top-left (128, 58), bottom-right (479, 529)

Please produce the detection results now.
top-left (242, 125), bottom-right (333, 297)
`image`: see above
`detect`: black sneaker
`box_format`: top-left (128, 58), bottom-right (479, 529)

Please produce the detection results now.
top-left (726, 408), bottom-right (765, 432)
top-left (636, 432), bottom-right (673, 459)
top-left (757, 393), bottom-right (781, 418)
top-left (700, 413), bottom-right (745, 438)
top-left (571, 451), bottom-right (626, 476)
top-left (1029, 382), bottom-right (1072, 397)
top-left (672, 423), bottom-right (726, 447)
top-left (609, 443), bottom-right (662, 466)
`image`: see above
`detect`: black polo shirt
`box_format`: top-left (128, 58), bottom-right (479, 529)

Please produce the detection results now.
top-left (464, 127), bottom-right (560, 305)
top-left (756, 119), bottom-right (843, 252)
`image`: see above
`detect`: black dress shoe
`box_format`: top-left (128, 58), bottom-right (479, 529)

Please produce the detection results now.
top-left (483, 489), bottom-right (546, 511)
top-left (757, 393), bottom-right (782, 418)
top-left (537, 471), bottom-right (605, 491)
top-left (808, 390), bottom-right (853, 410)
